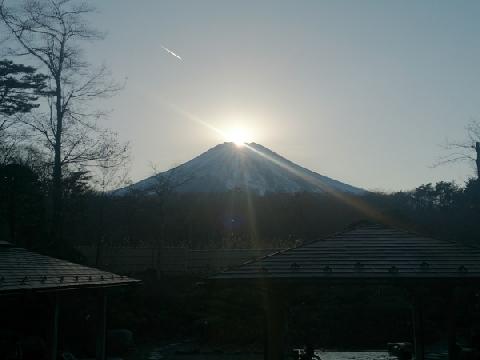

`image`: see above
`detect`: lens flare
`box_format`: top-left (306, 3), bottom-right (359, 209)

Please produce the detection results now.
top-left (226, 127), bottom-right (251, 146)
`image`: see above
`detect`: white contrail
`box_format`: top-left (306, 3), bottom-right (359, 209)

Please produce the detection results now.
top-left (161, 45), bottom-right (182, 61)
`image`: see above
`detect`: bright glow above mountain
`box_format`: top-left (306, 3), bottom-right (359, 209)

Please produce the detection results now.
top-left (225, 127), bottom-right (252, 146)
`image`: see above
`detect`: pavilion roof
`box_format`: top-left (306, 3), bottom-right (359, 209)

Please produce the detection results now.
top-left (210, 223), bottom-right (480, 282)
top-left (0, 242), bottom-right (139, 295)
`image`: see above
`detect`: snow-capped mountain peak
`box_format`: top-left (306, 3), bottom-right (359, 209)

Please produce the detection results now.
top-left (119, 142), bottom-right (364, 195)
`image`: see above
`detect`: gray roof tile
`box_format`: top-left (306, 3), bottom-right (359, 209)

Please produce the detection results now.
top-left (210, 223), bottom-right (480, 281)
top-left (0, 244), bottom-right (139, 294)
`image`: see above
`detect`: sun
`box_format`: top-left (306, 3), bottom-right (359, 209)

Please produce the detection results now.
top-left (225, 127), bottom-right (251, 146)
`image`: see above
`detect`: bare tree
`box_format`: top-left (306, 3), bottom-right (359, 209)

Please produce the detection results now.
top-left (93, 156), bottom-right (131, 266)
top-left (133, 165), bottom-right (193, 269)
top-left (436, 121), bottom-right (480, 180)
top-left (0, 0), bottom-right (128, 245)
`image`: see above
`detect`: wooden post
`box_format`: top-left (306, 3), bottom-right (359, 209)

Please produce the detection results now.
top-left (96, 290), bottom-right (108, 360)
top-left (50, 294), bottom-right (59, 360)
top-left (264, 288), bottom-right (288, 360)
top-left (447, 288), bottom-right (457, 360)
top-left (412, 292), bottom-right (425, 360)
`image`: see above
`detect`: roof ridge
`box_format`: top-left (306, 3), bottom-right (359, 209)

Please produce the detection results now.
top-left (210, 221), bottom-right (393, 275)
top-left (209, 221), bottom-right (480, 281)
top-left (397, 227), bottom-right (480, 250)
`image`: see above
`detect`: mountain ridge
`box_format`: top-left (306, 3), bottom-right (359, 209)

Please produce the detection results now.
top-left (118, 142), bottom-right (365, 195)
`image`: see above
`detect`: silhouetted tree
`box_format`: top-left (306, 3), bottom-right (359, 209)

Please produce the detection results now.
top-left (0, 59), bottom-right (47, 116)
top-left (0, 0), bottom-right (128, 249)
top-left (0, 163), bottom-right (45, 246)
top-left (0, 59), bottom-right (47, 163)
top-left (438, 121), bottom-right (480, 179)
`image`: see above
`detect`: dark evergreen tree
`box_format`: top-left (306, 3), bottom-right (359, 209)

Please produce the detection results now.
top-left (0, 59), bottom-right (47, 116)
top-left (0, 163), bottom-right (45, 247)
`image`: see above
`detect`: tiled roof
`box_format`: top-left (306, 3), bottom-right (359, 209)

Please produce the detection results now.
top-left (211, 223), bottom-right (480, 281)
top-left (0, 243), bottom-right (140, 295)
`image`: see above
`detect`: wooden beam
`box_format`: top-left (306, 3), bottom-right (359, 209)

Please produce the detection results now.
top-left (264, 288), bottom-right (288, 360)
top-left (50, 294), bottom-right (59, 360)
top-left (447, 288), bottom-right (457, 360)
top-left (96, 290), bottom-right (108, 360)
top-left (412, 292), bottom-right (424, 360)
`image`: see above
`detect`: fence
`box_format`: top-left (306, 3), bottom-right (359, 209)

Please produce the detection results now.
top-left (76, 245), bottom-right (283, 276)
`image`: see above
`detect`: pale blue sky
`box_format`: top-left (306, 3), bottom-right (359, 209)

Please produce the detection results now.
top-left (86, 0), bottom-right (480, 191)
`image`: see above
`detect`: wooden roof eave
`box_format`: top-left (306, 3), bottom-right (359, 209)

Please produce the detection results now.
top-left (0, 279), bottom-right (141, 297)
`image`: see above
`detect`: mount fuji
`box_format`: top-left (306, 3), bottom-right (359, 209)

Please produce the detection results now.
top-left (119, 142), bottom-right (365, 195)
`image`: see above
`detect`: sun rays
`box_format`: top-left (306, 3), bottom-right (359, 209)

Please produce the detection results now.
top-left (225, 127), bottom-right (253, 146)
top-left (164, 102), bottom-right (392, 237)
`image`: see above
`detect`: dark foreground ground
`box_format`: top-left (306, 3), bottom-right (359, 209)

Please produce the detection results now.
top-left (124, 342), bottom-right (397, 360)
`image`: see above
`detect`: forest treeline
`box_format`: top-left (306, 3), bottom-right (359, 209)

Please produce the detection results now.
top-left (1, 161), bottom-right (479, 256)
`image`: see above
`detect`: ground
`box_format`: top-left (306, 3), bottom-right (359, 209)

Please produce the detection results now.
top-left (125, 343), bottom-right (397, 360)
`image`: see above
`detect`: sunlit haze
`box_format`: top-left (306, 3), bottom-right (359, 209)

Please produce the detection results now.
top-left (86, 1), bottom-right (480, 191)
top-left (225, 127), bottom-right (254, 146)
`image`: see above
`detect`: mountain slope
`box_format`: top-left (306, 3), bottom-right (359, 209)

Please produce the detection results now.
top-left (120, 142), bottom-right (365, 195)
